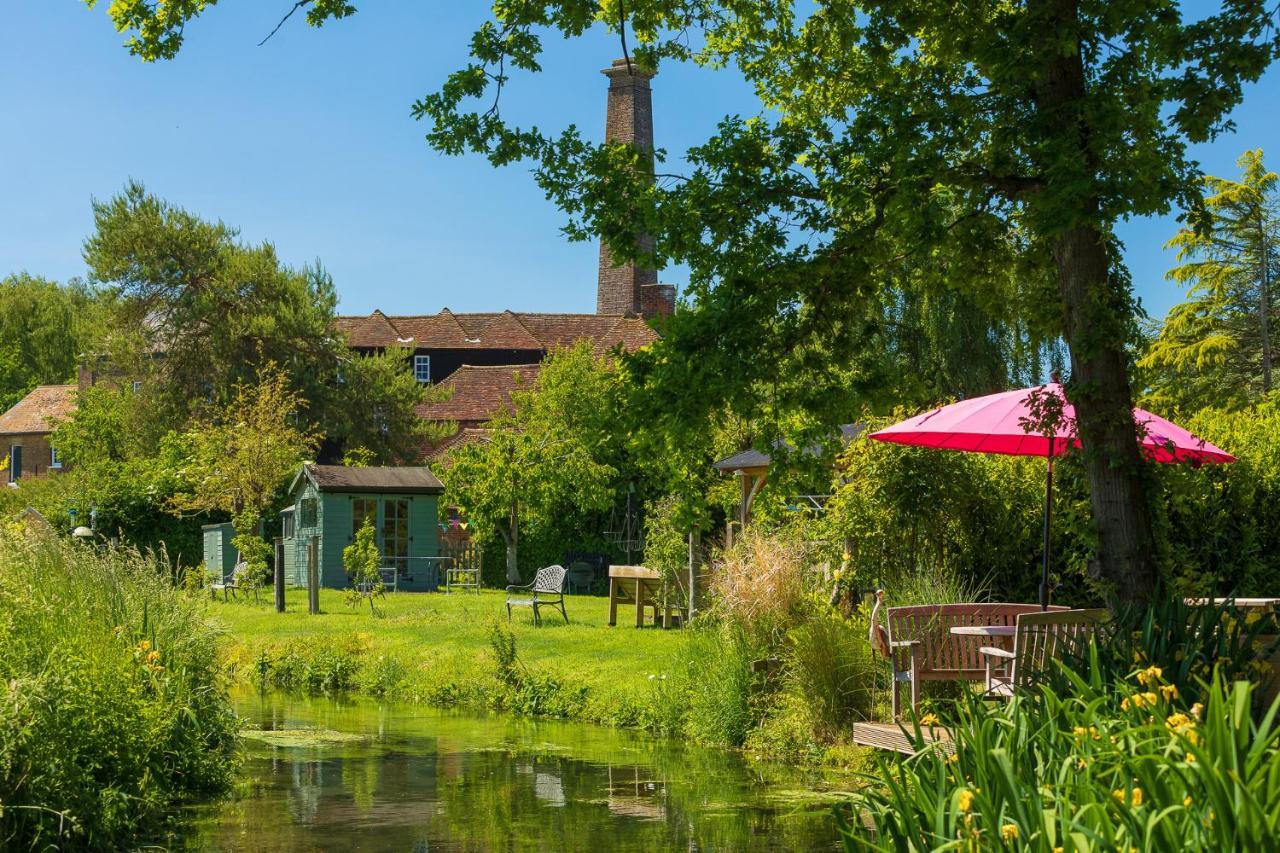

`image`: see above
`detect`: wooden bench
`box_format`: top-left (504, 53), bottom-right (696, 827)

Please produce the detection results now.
top-left (506, 565), bottom-right (568, 626)
top-left (885, 603), bottom-right (1065, 717)
top-left (981, 608), bottom-right (1110, 697)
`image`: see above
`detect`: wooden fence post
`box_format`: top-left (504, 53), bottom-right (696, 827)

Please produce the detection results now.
top-left (307, 534), bottom-right (320, 615)
top-left (687, 529), bottom-right (699, 620)
top-left (273, 536), bottom-right (286, 613)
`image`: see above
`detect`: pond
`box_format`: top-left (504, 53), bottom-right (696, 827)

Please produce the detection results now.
top-left (179, 689), bottom-right (855, 851)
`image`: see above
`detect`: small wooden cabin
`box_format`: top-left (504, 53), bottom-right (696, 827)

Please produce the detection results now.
top-left (280, 464), bottom-right (445, 592)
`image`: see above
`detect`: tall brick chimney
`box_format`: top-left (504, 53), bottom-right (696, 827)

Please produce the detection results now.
top-left (597, 58), bottom-right (672, 319)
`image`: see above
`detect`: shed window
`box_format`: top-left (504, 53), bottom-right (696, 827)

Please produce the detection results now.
top-left (352, 497), bottom-right (376, 537)
top-left (414, 355), bottom-right (431, 384)
top-left (300, 498), bottom-right (318, 528)
top-left (50, 447), bottom-right (62, 469)
top-left (281, 510), bottom-right (295, 539)
top-left (382, 498), bottom-right (410, 575)
top-left (7, 445), bottom-right (21, 483)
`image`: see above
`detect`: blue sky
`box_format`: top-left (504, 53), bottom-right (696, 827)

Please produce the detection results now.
top-left (1, 3), bottom-right (1276, 323)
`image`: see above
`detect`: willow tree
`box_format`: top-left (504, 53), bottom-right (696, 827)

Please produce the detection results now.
top-left (90, 2), bottom-right (1280, 605)
top-left (1141, 149), bottom-right (1279, 413)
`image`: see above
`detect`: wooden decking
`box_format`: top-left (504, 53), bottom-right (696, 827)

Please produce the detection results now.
top-left (851, 721), bottom-right (953, 755)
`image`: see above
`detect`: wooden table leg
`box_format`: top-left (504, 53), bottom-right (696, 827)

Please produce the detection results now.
top-left (608, 577), bottom-right (618, 626)
top-left (635, 579), bottom-right (645, 628)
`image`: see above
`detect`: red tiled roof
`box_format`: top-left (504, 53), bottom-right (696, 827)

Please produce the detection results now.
top-left (0, 385), bottom-right (77, 436)
top-left (336, 309), bottom-right (658, 353)
top-left (417, 364), bottom-right (540, 423)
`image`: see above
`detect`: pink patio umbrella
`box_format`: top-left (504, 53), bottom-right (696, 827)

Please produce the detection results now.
top-left (869, 380), bottom-right (1234, 609)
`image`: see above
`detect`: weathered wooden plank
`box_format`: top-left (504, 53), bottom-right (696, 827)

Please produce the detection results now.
top-left (851, 722), bottom-right (953, 755)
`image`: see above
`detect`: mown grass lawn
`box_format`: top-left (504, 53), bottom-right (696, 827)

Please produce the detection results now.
top-left (209, 587), bottom-right (688, 726)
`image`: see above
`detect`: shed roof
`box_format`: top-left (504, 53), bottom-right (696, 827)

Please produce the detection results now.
top-left (294, 464), bottom-right (445, 495)
top-left (712, 424), bottom-right (863, 473)
top-left (0, 385), bottom-right (77, 436)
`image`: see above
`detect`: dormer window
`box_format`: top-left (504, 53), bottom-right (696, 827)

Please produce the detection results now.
top-left (413, 355), bottom-right (431, 384)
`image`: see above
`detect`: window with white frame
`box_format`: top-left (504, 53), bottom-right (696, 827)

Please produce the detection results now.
top-left (413, 355), bottom-right (431, 384)
top-left (50, 446), bottom-right (62, 469)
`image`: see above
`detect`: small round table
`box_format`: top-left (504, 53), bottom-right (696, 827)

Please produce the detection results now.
top-left (951, 624), bottom-right (1017, 654)
top-left (949, 625), bottom-right (1016, 638)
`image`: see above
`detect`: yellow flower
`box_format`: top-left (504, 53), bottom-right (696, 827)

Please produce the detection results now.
top-left (1137, 665), bottom-right (1163, 687)
top-left (1160, 683), bottom-right (1179, 701)
top-left (956, 789), bottom-right (975, 812)
top-left (1246, 611), bottom-right (1262, 626)
top-left (1113, 787), bottom-right (1142, 807)
top-left (146, 650), bottom-right (161, 663)
top-left (1000, 823), bottom-right (1019, 842)
top-left (1121, 697), bottom-right (1131, 711)
top-left (1166, 712), bottom-right (1192, 730)
top-left (1190, 702), bottom-right (1204, 720)
top-left (1053, 848), bottom-right (1064, 853)
top-left (1184, 795), bottom-right (1193, 807)
top-left (136, 639), bottom-right (151, 652)
top-left (946, 753), bottom-right (960, 765)
top-left (919, 713), bottom-right (939, 727)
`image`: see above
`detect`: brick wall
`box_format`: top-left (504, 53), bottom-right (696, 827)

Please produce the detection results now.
top-left (3, 432), bottom-right (62, 481)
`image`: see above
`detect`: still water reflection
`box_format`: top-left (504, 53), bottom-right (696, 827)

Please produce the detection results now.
top-left (180, 690), bottom-right (851, 851)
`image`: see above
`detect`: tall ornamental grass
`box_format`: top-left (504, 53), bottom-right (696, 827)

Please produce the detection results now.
top-left (0, 530), bottom-right (238, 850)
top-left (840, 653), bottom-right (1280, 851)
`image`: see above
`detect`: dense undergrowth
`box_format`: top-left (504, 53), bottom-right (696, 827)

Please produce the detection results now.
top-left (0, 531), bottom-right (238, 851)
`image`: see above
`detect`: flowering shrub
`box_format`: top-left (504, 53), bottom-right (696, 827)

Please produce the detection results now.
top-left (839, 658), bottom-right (1280, 850)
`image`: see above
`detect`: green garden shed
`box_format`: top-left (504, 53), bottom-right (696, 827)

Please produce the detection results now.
top-left (201, 522), bottom-right (238, 581)
top-left (280, 464), bottom-right (446, 592)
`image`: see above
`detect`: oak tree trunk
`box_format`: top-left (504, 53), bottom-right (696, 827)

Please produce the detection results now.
top-left (1034, 0), bottom-right (1159, 607)
top-left (1053, 226), bottom-right (1159, 606)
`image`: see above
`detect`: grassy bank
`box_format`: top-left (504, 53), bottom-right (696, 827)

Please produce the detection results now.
top-left (0, 534), bottom-right (238, 851)
top-left (213, 588), bottom-right (690, 730)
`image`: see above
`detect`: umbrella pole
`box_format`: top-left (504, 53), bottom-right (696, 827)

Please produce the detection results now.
top-left (1040, 451), bottom-right (1054, 611)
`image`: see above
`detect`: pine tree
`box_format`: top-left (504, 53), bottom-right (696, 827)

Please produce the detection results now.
top-left (1143, 150), bottom-right (1279, 413)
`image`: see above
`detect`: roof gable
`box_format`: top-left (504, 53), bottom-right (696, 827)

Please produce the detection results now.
top-left (337, 310), bottom-right (659, 352)
top-left (0, 385), bottom-right (77, 436)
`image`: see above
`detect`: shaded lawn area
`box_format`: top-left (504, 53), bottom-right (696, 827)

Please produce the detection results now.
top-left (209, 587), bottom-right (686, 724)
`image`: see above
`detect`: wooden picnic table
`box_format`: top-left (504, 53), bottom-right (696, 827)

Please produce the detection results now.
top-left (608, 565), bottom-right (684, 628)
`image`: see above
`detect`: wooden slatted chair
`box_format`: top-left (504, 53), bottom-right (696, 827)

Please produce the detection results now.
top-left (885, 603), bottom-right (1066, 717)
top-left (506, 565), bottom-right (569, 626)
top-left (981, 608), bottom-right (1111, 698)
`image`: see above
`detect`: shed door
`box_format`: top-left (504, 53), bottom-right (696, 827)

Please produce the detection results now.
top-left (8, 445), bottom-right (20, 482)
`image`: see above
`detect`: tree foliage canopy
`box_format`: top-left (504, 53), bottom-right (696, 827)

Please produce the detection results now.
top-left (1141, 149), bottom-right (1279, 413)
top-left (440, 343), bottom-right (620, 582)
top-left (0, 274), bottom-right (101, 410)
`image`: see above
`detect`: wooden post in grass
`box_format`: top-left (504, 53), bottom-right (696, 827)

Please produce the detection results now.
top-left (273, 536), bottom-right (285, 613)
top-left (687, 530), bottom-right (699, 621)
top-left (307, 534), bottom-right (320, 615)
